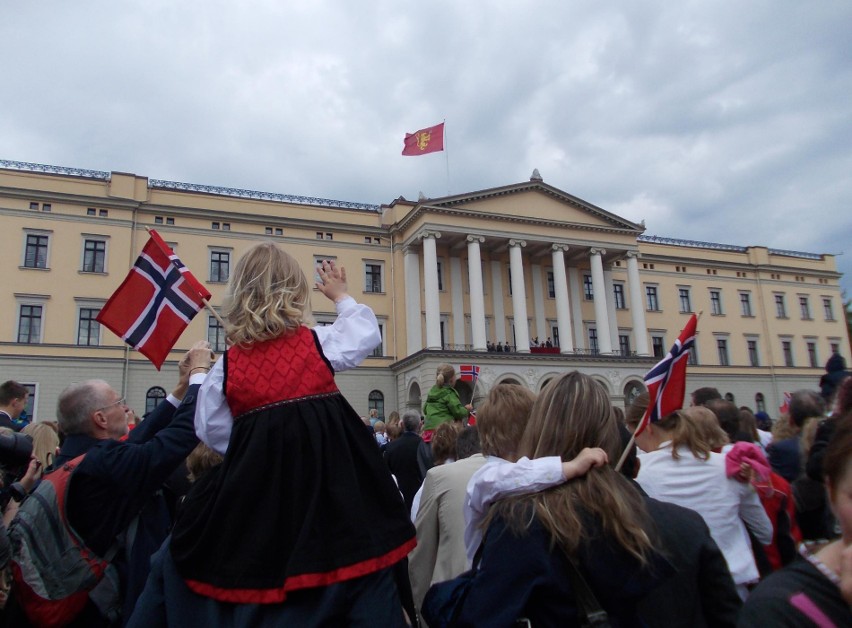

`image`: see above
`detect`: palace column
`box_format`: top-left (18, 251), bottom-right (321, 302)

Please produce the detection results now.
top-left (420, 231), bottom-right (442, 350)
top-left (551, 244), bottom-right (575, 353)
top-left (490, 259), bottom-right (506, 344)
top-left (531, 263), bottom-right (547, 343)
top-left (589, 248), bottom-right (613, 354)
top-left (509, 239), bottom-right (530, 352)
top-left (626, 251), bottom-right (650, 355)
top-left (603, 266), bottom-right (619, 352)
top-left (567, 267), bottom-right (585, 350)
top-left (403, 246), bottom-right (422, 354)
top-left (450, 256), bottom-right (465, 348)
top-left (466, 235), bottom-right (487, 351)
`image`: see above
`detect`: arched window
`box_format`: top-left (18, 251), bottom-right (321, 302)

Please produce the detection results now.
top-left (368, 390), bottom-right (384, 420)
top-left (755, 393), bottom-right (766, 413)
top-left (623, 381), bottom-right (646, 407)
top-left (408, 382), bottom-right (421, 409)
top-left (145, 386), bottom-right (167, 415)
top-left (724, 392), bottom-right (735, 403)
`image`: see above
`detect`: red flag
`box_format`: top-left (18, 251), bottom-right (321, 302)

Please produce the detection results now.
top-left (402, 122), bottom-right (444, 156)
top-left (96, 230), bottom-right (212, 369)
top-left (635, 315), bottom-right (698, 435)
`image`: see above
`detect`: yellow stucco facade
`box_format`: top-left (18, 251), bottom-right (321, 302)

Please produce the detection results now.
top-left (1, 160), bottom-right (847, 421)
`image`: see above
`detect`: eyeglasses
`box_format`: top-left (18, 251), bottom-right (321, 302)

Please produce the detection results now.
top-left (97, 397), bottom-right (126, 412)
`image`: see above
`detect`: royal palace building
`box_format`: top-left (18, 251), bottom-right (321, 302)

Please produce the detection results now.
top-left (1, 160), bottom-right (848, 421)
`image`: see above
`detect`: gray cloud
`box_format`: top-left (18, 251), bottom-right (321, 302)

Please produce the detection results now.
top-left (2, 0), bottom-right (850, 293)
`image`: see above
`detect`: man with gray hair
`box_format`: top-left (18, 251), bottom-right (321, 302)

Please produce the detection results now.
top-left (9, 341), bottom-right (213, 627)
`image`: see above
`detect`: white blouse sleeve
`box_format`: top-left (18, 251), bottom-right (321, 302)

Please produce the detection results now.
top-left (312, 296), bottom-right (381, 372)
top-left (195, 356), bottom-right (233, 455)
top-left (464, 456), bottom-right (564, 561)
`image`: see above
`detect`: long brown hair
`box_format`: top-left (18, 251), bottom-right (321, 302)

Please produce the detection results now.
top-left (493, 371), bottom-right (655, 564)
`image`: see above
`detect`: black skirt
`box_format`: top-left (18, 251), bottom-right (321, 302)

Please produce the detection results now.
top-left (170, 392), bottom-right (415, 603)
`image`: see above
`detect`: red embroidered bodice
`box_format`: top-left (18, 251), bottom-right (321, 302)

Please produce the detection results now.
top-left (225, 326), bottom-right (338, 419)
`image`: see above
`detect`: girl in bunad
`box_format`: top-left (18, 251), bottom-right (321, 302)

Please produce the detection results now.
top-left (169, 243), bottom-right (415, 626)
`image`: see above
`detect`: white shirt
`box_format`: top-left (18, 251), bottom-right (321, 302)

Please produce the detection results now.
top-left (195, 296), bottom-right (380, 454)
top-left (636, 442), bottom-right (773, 585)
top-left (463, 455), bottom-right (564, 562)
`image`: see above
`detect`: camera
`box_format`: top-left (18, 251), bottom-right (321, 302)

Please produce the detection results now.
top-left (0, 432), bottom-right (33, 469)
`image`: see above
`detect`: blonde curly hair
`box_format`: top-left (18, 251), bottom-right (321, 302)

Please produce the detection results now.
top-left (224, 243), bottom-right (314, 346)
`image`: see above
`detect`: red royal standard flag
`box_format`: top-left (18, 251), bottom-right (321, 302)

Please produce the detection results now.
top-left (635, 314), bottom-right (698, 435)
top-left (402, 122), bottom-right (444, 156)
top-left (96, 230), bottom-right (212, 369)
top-left (458, 364), bottom-right (480, 382)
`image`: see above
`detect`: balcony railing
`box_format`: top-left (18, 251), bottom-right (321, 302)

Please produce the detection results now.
top-left (436, 343), bottom-right (641, 358)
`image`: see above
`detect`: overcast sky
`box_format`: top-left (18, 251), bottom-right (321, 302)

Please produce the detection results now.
top-left (2, 1), bottom-right (851, 295)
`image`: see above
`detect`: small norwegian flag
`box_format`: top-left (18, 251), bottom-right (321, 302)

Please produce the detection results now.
top-left (96, 230), bottom-right (211, 369)
top-left (459, 364), bottom-right (480, 382)
top-left (779, 391), bottom-right (792, 416)
top-left (635, 315), bottom-right (698, 435)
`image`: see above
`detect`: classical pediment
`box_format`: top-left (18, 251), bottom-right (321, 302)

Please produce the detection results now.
top-left (413, 180), bottom-right (643, 233)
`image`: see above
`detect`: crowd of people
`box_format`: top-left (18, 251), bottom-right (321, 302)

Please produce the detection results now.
top-left (0, 241), bottom-right (850, 626)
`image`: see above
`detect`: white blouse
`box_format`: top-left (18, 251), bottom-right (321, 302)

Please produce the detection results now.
top-left (195, 296), bottom-right (381, 454)
top-left (637, 442), bottom-right (773, 586)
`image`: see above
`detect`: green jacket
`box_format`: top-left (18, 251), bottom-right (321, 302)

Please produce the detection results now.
top-left (423, 385), bottom-right (468, 431)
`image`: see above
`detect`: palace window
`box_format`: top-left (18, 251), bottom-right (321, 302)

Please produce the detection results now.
top-left (740, 292), bottom-right (753, 317)
top-left (775, 294), bottom-right (787, 318)
top-left (365, 263), bottom-right (383, 293)
top-left (18, 305), bottom-right (43, 343)
top-left (24, 233), bottom-right (50, 268)
top-left (646, 286), bottom-right (659, 311)
top-left (717, 338), bottom-right (730, 366)
top-left (800, 296), bottom-right (811, 320)
top-left (710, 289), bottom-right (723, 315)
top-left (678, 288), bottom-right (692, 313)
top-left (583, 274), bottom-right (594, 300)
top-left (145, 387), bottom-right (167, 415)
top-left (82, 239), bottom-right (107, 273)
top-left (210, 250), bottom-right (230, 283)
top-left (614, 284), bottom-right (626, 309)
top-left (76, 307), bottom-right (101, 346)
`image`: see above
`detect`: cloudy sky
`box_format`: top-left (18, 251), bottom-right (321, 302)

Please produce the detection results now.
top-left (3, 1), bottom-right (851, 294)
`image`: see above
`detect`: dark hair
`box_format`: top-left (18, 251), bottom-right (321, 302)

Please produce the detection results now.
top-left (0, 381), bottom-right (28, 406)
top-left (456, 426), bottom-right (481, 460)
top-left (692, 387), bottom-right (721, 406)
top-left (836, 376), bottom-right (852, 416)
top-left (705, 399), bottom-right (740, 441)
top-left (789, 390), bottom-right (825, 428)
top-left (431, 422), bottom-right (461, 465)
top-left (737, 408), bottom-right (760, 442)
top-left (823, 415), bottom-right (852, 491)
top-left (625, 391), bottom-right (649, 428)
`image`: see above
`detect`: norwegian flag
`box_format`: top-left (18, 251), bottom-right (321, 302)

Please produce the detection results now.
top-left (635, 314), bottom-right (698, 435)
top-left (96, 230), bottom-right (211, 369)
top-left (779, 391), bottom-right (792, 416)
top-left (459, 364), bottom-right (480, 382)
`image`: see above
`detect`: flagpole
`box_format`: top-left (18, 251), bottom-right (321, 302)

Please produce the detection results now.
top-left (614, 310), bottom-right (703, 473)
top-left (143, 226), bottom-right (228, 330)
top-left (443, 119), bottom-right (450, 195)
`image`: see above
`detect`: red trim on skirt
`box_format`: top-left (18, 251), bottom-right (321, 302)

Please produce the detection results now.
top-left (183, 537), bottom-right (417, 604)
